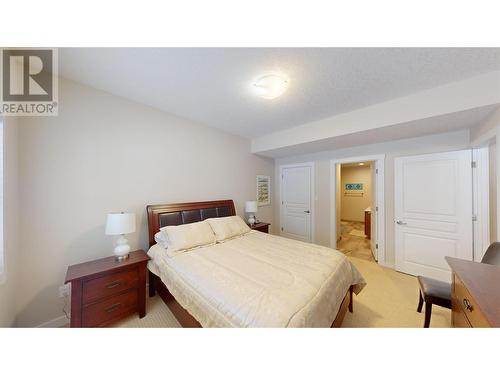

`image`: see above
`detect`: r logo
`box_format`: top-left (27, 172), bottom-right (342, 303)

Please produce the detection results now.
top-left (2, 49), bottom-right (53, 101)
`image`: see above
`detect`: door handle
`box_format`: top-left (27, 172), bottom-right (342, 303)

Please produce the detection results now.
top-left (304, 210), bottom-right (310, 213)
top-left (396, 220), bottom-right (407, 225)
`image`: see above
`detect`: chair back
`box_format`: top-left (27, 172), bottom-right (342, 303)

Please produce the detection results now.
top-left (481, 242), bottom-right (500, 265)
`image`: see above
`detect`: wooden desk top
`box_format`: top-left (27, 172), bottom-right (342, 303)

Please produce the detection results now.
top-left (65, 250), bottom-right (149, 283)
top-left (445, 256), bottom-right (500, 327)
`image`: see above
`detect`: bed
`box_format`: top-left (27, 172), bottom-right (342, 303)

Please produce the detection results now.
top-left (146, 200), bottom-right (365, 327)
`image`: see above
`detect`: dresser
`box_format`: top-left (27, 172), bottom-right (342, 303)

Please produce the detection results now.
top-left (445, 256), bottom-right (500, 328)
top-left (65, 250), bottom-right (149, 327)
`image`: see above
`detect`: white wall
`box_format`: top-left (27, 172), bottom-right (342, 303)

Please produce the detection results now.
top-left (14, 78), bottom-right (274, 327)
top-left (0, 117), bottom-right (19, 327)
top-left (340, 165), bottom-right (372, 222)
top-left (275, 129), bottom-right (471, 265)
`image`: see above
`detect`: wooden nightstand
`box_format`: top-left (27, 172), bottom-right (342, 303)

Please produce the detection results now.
top-left (65, 250), bottom-right (149, 327)
top-left (249, 222), bottom-right (270, 233)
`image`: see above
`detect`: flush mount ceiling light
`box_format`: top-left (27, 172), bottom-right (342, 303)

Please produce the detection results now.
top-left (252, 74), bottom-right (289, 99)
top-left (359, 163), bottom-right (365, 166)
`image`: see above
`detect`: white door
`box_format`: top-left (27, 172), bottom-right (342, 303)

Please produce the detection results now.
top-left (281, 164), bottom-right (313, 242)
top-left (395, 150), bottom-right (473, 281)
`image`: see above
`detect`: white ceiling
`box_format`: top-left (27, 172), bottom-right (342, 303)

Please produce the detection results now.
top-left (59, 48), bottom-right (500, 139)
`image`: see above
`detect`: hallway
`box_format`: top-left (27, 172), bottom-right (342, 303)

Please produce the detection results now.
top-left (337, 220), bottom-right (375, 262)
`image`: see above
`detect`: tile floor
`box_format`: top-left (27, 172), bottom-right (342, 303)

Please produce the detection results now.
top-left (337, 220), bottom-right (375, 262)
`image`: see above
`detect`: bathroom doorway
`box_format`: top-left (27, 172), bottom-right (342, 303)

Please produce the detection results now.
top-left (330, 155), bottom-right (386, 265)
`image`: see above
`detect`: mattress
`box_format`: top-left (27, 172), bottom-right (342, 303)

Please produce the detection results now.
top-left (148, 230), bottom-right (366, 327)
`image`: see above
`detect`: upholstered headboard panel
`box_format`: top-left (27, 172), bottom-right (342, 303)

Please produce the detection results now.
top-left (146, 200), bottom-right (236, 247)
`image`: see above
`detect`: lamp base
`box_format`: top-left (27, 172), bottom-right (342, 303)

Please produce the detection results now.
top-left (115, 254), bottom-right (130, 262)
top-left (114, 234), bottom-right (131, 261)
top-left (248, 215), bottom-right (256, 225)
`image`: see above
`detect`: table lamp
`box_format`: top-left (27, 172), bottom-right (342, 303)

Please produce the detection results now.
top-left (105, 212), bottom-right (136, 261)
top-left (245, 201), bottom-right (258, 225)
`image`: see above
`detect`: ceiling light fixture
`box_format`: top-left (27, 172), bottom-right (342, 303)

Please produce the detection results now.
top-left (252, 74), bottom-right (289, 99)
top-left (359, 163), bottom-right (365, 166)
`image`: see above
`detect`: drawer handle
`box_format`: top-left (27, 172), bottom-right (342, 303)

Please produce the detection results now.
top-left (106, 280), bottom-right (122, 289)
top-left (463, 298), bottom-right (473, 312)
top-left (104, 303), bottom-right (122, 313)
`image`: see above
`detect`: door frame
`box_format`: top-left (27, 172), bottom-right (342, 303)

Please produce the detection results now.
top-left (472, 147), bottom-right (491, 261)
top-left (471, 128), bottom-right (496, 261)
top-left (279, 162), bottom-right (315, 243)
top-left (330, 154), bottom-right (386, 265)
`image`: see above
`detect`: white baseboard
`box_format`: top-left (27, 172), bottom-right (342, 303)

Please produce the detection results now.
top-left (37, 314), bottom-right (69, 328)
top-left (377, 260), bottom-right (395, 269)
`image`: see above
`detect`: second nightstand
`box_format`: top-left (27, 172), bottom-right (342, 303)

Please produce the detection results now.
top-left (248, 222), bottom-right (270, 233)
top-left (65, 250), bottom-right (149, 327)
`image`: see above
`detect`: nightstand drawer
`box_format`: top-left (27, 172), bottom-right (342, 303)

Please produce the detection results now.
top-left (83, 268), bottom-right (138, 303)
top-left (82, 290), bottom-right (138, 327)
top-left (453, 274), bottom-right (489, 328)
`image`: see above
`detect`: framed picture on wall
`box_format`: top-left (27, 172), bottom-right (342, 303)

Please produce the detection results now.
top-left (344, 182), bottom-right (364, 196)
top-left (257, 175), bottom-right (271, 206)
top-left (345, 183), bottom-right (364, 191)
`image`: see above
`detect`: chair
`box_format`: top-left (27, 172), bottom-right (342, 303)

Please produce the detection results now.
top-left (417, 242), bottom-right (500, 328)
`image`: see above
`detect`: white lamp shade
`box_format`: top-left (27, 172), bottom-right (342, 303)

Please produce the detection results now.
top-left (245, 201), bottom-right (258, 213)
top-left (105, 213), bottom-right (136, 235)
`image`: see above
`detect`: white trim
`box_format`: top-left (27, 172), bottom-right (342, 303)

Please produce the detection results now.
top-left (377, 259), bottom-right (394, 268)
top-left (279, 162), bottom-right (315, 243)
top-left (471, 127), bottom-right (497, 148)
top-left (330, 154), bottom-right (386, 265)
top-left (472, 147), bottom-right (490, 261)
top-left (37, 314), bottom-right (69, 328)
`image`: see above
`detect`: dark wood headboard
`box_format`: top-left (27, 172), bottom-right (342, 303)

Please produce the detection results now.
top-left (146, 200), bottom-right (236, 247)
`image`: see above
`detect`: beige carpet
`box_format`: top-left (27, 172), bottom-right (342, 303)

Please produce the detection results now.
top-left (113, 296), bottom-right (181, 328)
top-left (113, 256), bottom-right (451, 328)
top-left (342, 257), bottom-right (450, 327)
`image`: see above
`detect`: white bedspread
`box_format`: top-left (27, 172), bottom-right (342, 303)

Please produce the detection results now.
top-left (148, 230), bottom-right (366, 327)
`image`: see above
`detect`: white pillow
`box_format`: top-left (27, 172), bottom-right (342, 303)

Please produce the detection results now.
top-left (160, 221), bottom-right (216, 256)
top-left (154, 231), bottom-right (168, 249)
top-left (205, 216), bottom-right (251, 242)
